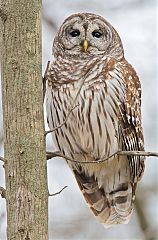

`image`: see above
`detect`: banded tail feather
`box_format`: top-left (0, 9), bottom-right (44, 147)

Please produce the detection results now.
top-left (71, 156), bottom-right (133, 227)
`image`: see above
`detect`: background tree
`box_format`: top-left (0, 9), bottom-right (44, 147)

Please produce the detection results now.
top-left (0, 0), bottom-right (48, 239)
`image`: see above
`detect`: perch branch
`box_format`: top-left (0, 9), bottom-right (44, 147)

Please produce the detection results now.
top-left (47, 150), bottom-right (158, 164)
top-left (46, 150), bottom-right (117, 163)
top-left (49, 185), bottom-right (68, 197)
top-left (0, 187), bottom-right (6, 199)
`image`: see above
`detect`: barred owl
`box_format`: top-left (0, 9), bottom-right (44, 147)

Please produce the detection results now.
top-left (45, 13), bottom-right (145, 227)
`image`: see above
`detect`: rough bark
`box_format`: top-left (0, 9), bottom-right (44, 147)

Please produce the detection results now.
top-left (0, 0), bottom-right (48, 239)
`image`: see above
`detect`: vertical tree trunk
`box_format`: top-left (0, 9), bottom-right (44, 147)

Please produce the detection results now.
top-left (1, 1), bottom-right (48, 239)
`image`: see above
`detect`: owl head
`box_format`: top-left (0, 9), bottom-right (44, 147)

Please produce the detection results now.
top-left (53, 13), bottom-right (124, 60)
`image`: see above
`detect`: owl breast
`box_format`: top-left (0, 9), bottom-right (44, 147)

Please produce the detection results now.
top-left (46, 58), bottom-right (126, 162)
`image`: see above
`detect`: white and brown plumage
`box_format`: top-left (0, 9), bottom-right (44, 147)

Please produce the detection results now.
top-left (45, 13), bottom-right (145, 227)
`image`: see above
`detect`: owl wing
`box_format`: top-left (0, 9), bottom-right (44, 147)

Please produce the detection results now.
top-left (116, 59), bottom-right (145, 188)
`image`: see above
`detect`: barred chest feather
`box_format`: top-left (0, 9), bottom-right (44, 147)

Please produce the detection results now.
top-left (46, 56), bottom-right (127, 178)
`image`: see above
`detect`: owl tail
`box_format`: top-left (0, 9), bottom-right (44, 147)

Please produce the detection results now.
top-left (73, 168), bottom-right (133, 227)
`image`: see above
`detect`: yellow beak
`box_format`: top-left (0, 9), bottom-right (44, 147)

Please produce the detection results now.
top-left (83, 39), bottom-right (88, 52)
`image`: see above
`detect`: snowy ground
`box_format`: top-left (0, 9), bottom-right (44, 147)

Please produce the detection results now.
top-left (0, 0), bottom-right (157, 239)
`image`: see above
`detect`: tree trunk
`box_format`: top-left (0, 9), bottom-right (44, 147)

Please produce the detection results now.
top-left (0, 1), bottom-right (48, 239)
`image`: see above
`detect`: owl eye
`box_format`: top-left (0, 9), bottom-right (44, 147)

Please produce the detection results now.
top-left (92, 30), bottom-right (102, 38)
top-left (70, 30), bottom-right (80, 37)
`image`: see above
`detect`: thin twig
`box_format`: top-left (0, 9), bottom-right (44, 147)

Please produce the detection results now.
top-left (45, 104), bottom-right (79, 135)
top-left (49, 185), bottom-right (68, 197)
top-left (0, 156), bottom-right (5, 163)
top-left (0, 187), bottom-right (6, 199)
top-left (43, 61), bottom-right (79, 135)
top-left (45, 64), bottom-right (91, 135)
top-left (46, 150), bottom-right (158, 164)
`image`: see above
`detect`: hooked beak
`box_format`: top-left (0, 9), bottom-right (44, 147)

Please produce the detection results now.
top-left (83, 39), bottom-right (89, 52)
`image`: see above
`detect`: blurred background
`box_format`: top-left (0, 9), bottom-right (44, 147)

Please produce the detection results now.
top-left (0, 0), bottom-right (157, 239)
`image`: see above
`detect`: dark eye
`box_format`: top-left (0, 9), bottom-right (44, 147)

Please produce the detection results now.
top-left (92, 30), bottom-right (102, 38)
top-left (70, 30), bottom-right (80, 37)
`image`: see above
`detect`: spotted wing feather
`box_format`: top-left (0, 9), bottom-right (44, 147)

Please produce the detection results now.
top-left (117, 60), bottom-right (145, 186)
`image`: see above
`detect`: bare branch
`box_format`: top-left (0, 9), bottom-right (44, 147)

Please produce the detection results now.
top-left (49, 185), bottom-right (68, 197)
top-left (47, 150), bottom-right (158, 164)
top-left (47, 150), bottom-right (118, 163)
top-left (0, 186), bottom-right (6, 199)
top-left (0, 156), bottom-right (5, 162)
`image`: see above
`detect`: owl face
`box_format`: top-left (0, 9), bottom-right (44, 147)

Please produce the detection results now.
top-left (53, 13), bottom-right (124, 59)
